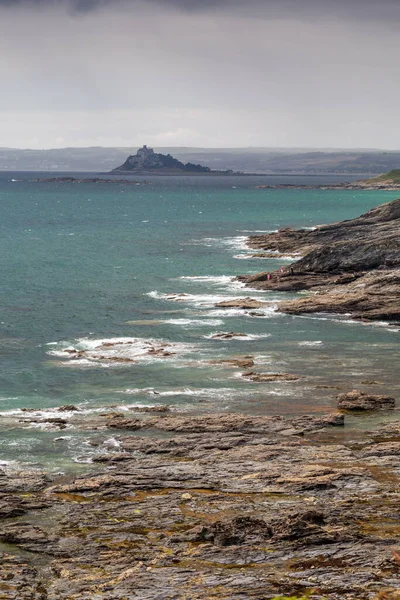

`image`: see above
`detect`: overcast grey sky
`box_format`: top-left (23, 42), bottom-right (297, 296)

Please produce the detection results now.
top-left (0, 0), bottom-right (399, 149)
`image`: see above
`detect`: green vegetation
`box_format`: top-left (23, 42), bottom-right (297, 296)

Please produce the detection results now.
top-left (367, 169), bottom-right (400, 183)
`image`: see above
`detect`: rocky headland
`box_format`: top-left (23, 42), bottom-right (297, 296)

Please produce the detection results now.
top-left (255, 169), bottom-right (400, 190)
top-left (1, 405), bottom-right (400, 599)
top-left (238, 198), bottom-right (400, 323)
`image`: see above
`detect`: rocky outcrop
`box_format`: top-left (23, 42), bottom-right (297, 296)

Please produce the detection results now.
top-left (215, 297), bottom-right (268, 309)
top-left (113, 145), bottom-right (212, 173)
top-left (1, 411), bottom-right (400, 598)
top-left (239, 198), bottom-right (400, 322)
top-left (337, 389), bottom-right (396, 411)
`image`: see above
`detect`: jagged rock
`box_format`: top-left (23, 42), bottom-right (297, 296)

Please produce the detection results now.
top-left (215, 297), bottom-right (268, 309)
top-left (210, 358), bottom-right (255, 369)
top-left (239, 198), bottom-right (400, 322)
top-left (189, 516), bottom-right (272, 546)
top-left (210, 332), bottom-right (248, 339)
top-left (337, 389), bottom-right (396, 411)
top-left (242, 371), bottom-right (301, 382)
top-left (1, 413), bottom-right (400, 598)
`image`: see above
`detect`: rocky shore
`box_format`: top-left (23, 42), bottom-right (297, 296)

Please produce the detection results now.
top-left (238, 198), bottom-right (400, 323)
top-left (1, 405), bottom-right (400, 599)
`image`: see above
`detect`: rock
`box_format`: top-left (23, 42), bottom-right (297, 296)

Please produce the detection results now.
top-left (58, 405), bottom-right (79, 412)
top-left (1, 412), bottom-right (400, 598)
top-left (210, 332), bottom-right (248, 339)
top-left (211, 358), bottom-right (255, 369)
top-left (238, 198), bottom-right (400, 323)
top-left (242, 371), bottom-right (301, 382)
top-left (337, 389), bottom-right (396, 411)
top-left (190, 516), bottom-right (272, 546)
top-left (134, 405), bottom-right (172, 414)
top-left (215, 297), bottom-right (268, 309)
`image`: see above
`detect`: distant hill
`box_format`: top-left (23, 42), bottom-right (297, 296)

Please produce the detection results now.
top-left (1, 145), bottom-right (400, 174)
top-left (366, 169), bottom-right (400, 184)
top-left (112, 145), bottom-right (213, 174)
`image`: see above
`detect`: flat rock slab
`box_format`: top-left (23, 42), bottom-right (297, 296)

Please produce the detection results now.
top-left (215, 297), bottom-right (268, 309)
top-left (1, 413), bottom-right (400, 599)
top-left (243, 371), bottom-right (302, 382)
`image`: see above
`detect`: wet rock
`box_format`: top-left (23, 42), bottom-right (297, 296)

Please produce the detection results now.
top-left (210, 332), bottom-right (248, 339)
top-left (272, 509), bottom-right (328, 541)
top-left (190, 516), bottom-right (272, 546)
top-left (243, 371), bottom-right (301, 382)
top-left (337, 389), bottom-right (396, 411)
top-left (134, 405), bottom-right (172, 414)
top-left (2, 412), bottom-right (400, 598)
top-left (238, 198), bottom-right (400, 323)
top-left (211, 358), bottom-right (255, 369)
top-left (93, 453), bottom-right (133, 463)
top-left (215, 297), bottom-right (268, 309)
top-left (58, 405), bottom-right (79, 412)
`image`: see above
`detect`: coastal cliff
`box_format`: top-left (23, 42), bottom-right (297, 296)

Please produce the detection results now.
top-left (238, 198), bottom-right (400, 322)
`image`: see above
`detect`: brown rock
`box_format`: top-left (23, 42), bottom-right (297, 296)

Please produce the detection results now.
top-left (242, 371), bottom-right (301, 382)
top-left (337, 389), bottom-right (396, 411)
top-left (215, 297), bottom-right (268, 309)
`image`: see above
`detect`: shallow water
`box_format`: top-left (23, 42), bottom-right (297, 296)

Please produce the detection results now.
top-left (0, 172), bottom-right (399, 471)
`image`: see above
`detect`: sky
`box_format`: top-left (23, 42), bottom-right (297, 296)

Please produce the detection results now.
top-left (0, 0), bottom-right (399, 149)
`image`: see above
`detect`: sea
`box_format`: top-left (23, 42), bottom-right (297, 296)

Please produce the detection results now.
top-left (0, 172), bottom-right (399, 473)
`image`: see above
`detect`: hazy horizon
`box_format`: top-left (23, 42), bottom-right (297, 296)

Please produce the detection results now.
top-left (1, 145), bottom-right (399, 152)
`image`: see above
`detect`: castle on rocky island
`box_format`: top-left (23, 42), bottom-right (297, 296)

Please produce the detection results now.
top-left (112, 145), bottom-right (233, 174)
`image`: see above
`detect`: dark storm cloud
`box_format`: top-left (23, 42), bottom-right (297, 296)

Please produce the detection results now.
top-left (1, 0), bottom-right (400, 20)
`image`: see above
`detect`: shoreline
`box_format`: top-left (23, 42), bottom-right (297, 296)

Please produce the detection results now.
top-left (237, 198), bottom-right (400, 324)
top-left (0, 198), bottom-right (399, 598)
top-left (1, 408), bottom-right (400, 598)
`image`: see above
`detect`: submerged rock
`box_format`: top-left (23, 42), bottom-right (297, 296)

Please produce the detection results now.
top-left (243, 371), bottom-right (301, 382)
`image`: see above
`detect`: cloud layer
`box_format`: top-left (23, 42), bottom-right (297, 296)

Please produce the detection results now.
top-left (0, 0), bottom-right (399, 148)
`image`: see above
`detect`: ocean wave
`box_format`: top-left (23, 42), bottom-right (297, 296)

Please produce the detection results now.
top-left (208, 305), bottom-right (279, 318)
top-left (203, 332), bottom-right (272, 340)
top-left (191, 235), bottom-right (250, 252)
top-left (164, 318), bottom-right (224, 327)
top-left (147, 290), bottom-right (269, 309)
top-left (47, 336), bottom-right (195, 366)
top-left (119, 387), bottom-right (237, 399)
top-left (298, 341), bottom-right (323, 346)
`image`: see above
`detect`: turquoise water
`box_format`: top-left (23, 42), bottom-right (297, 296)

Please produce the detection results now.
top-left (0, 172), bottom-right (399, 471)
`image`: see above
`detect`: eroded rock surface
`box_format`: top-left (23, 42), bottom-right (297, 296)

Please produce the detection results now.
top-left (238, 198), bottom-right (400, 322)
top-left (1, 411), bottom-right (400, 598)
top-left (337, 389), bottom-right (396, 411)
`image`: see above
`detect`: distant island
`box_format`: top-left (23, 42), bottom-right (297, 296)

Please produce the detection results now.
top-left (256, 168), bottom-right (400, 190)
top-left (112, 145), bottom-right (235, 175)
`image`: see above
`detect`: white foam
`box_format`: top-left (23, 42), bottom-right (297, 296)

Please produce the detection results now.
top-left (164, 318), bottom-right (224, 327)
top-left (298, 341), bottom-right (323, 346)
top-left (204, 332), bottom-right (272, 340)
top-left (47, 336), bottom-right (195, 366)
top-left (208, 305), bottom-right (279, 319)
top-left (147, 291), bottom-right (268, 310)
top-left (120, 387), bottom-right (237, 399)
top-left (191, 236), bottom-right (250, 252)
